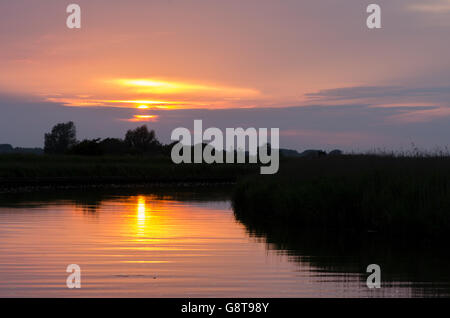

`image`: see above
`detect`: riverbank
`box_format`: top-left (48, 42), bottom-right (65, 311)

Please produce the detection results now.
top-left (232, 155), bottom-right (450, 242)
top-left (4, 153), bottom-right (450, 243)
top-left (0, 154), bottom-right (259, 192)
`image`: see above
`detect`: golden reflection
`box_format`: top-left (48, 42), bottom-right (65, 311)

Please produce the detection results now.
top-left (131, 195), bottom-right (171, 243)
top-left (122, 194), bottom-right (239, 248)
top-left (136, 196), bottom-right (148, 238)
top-left (129, 195), bottom-right (174, 244)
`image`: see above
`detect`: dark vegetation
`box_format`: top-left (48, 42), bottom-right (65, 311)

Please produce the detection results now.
top-left (0, 144), bottom-right (43, 155)
top-left (233, 155), bottom-right (450, 243)
top-left (0, 122), bottom-right (260, 189)
top-left (43, 121), bottom-right (173, 156)
top-left (0, 154), bottom-right (258, 189)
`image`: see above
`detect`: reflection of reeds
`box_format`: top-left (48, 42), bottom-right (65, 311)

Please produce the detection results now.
top-left (234, 216), bottom-right (450, 296)
top-left (232, 155), bottom-right (450, 242)
top-left (0, 183), bottom-right (233, 210)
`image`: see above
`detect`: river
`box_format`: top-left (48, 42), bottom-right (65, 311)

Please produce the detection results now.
top-left (0, 189), bottom-right (449, 297)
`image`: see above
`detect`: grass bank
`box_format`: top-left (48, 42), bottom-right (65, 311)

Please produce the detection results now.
top-left (0, 154), bottom-right (259, 191)
top-left (232, 155), bottom-right (450, 242)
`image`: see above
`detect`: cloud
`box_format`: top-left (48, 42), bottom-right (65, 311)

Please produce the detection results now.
top-left (125, 115), bottom-right (159, 122)
top-left (21, 77), bottom-right (264, 111)
top-left (306, 86), bottom-right (450, 102)
top-left (387, 107), bottom-right (450, 123)
top-left (303, 85), bottom-right (450, 123)
top-left (113, 78), bottom-right (260, 97)
top-left (280, 129), bottom-right (384, 147)
top-left (408, 0), bottom-right (450, 13)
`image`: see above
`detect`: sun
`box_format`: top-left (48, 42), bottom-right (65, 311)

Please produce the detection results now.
top-left (137, 105), bottom-right (149, 109)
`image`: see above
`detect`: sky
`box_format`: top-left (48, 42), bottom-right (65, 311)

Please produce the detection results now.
top-left (0, 0), bottom-right (449, 152)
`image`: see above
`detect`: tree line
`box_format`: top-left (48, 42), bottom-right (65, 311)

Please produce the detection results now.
top-left (43, 121), bottom-right (275, 161)
top-left (44, 122), bottom-right (173, 156)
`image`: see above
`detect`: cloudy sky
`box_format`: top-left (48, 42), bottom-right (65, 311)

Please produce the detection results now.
top-left (0, 0), bottom-right (449, 152)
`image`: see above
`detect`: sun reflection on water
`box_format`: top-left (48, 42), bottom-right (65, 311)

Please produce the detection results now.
top-left (136, 196), bottom-right (149, 238)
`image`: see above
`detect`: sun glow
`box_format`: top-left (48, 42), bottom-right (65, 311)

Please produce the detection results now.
top-left (41, 77), bottom-right (262, 111)
top-left (114, 100), bottom-right (175, 105)
top-left (114, 78), bottom-right (260, 96)
top-left (117, 79), bottom-right (210, 93)
top-left (40, 77), bottom-right (263, 111)
top-left (127, 114), bottom-right (159, 122)
top-left (111, 100), bottom-right (179, 109)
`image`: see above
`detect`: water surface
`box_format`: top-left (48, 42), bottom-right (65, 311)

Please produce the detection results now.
top-left (0, 190), bottom-right (449, 297)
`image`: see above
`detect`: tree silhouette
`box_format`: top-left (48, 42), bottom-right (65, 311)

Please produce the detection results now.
top-left (70, 138), bottom-right (102, 156)
top-left (44, 121), bottom-right (77, 154)
top-left (125, 125), bottom-right (160, 154)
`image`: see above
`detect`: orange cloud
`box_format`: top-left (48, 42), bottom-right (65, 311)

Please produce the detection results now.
top-left (126, 115), bottom-right (159, 122)
top-left (113, 78), bottom-right (260, 96)
top-left (40, 78), bottom-right (263, 110)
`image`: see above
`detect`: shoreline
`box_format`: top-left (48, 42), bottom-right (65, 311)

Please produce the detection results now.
top-left (0, 154), bottom-right (259, 193)
top-left (0, 177), bottom-right (236, 194)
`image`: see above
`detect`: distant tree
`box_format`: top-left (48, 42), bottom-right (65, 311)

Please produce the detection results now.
top-left (0, 144), bottom-right (14, 154)
top-left (44, 122), bottom-right (77, 154)
top-left (100, 138), bottom-right (128, 155)
top-left (69, 138), bottom-right (103, 156)
top-left (125, 125), bottom-right (161, 154)
top-left (329, 149), bottom-right (343, 156)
